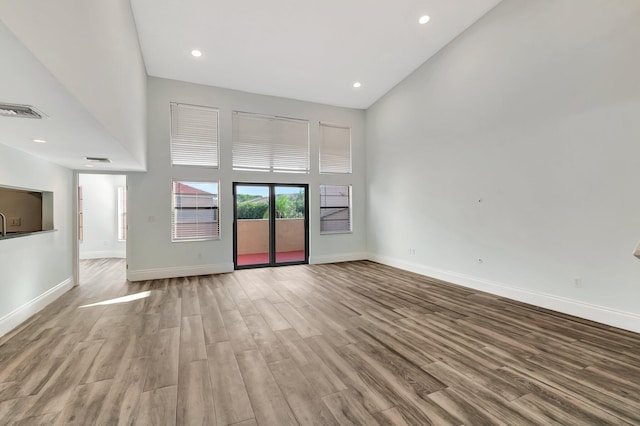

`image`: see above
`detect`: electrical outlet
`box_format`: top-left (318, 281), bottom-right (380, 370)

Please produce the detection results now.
top-left (574, 277), bottom-right (582, 288)
top-left (408, 248), bottom-right (416, 255)
top-left (9, 217), bottom-right (21, 226)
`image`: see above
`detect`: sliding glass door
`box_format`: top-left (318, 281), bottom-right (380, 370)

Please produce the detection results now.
top-left (234, 183), bottom-right (308, 269)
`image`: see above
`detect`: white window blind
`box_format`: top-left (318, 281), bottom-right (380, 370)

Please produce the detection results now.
top-left (319, 122), bottom-right (351, 174)
top-left (170, 103), bottom-right (219, 167)
top-left (172, 181), bottom-right (219, 241)
top-left (232, 111), bottom-right (310, 173)
top-left (320, 185), bottom-right (352, 233)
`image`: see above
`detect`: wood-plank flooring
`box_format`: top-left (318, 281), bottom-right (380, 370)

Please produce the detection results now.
top-left (1, 258), bottom-right (639, 425)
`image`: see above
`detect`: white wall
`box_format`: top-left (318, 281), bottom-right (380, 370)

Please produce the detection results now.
top-left (366, 0), bottom-right (640, 332)
top-left (79, 174), bottom-right (126, 260)
top-left (0, 0), bottom-right (147, 169)
top-left (0, 144), bottom-right (73, 336)
top-left (127, 77), bottom-right (366, 280)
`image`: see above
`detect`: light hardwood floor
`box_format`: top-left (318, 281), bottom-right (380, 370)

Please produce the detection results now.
top-left (1, 259), bottom-right (639, 425)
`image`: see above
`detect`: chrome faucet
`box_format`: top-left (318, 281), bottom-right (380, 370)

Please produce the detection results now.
top-left (0, 213), bottom-right (6, 237)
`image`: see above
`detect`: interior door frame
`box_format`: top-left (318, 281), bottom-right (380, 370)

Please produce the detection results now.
top-left (233, 182), bottom-right (309, 270)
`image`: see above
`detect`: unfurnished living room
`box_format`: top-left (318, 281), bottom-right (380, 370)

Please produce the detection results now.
top-left (1, 0), bottom-right (639, 424)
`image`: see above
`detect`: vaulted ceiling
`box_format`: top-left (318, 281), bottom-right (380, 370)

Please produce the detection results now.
top-left (131, 0), bottom-right (503, 109)
top-left (0, 0), bottom-right (503, 170)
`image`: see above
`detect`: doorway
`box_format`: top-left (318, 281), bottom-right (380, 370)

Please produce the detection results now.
top-left (77, 173), bottom-right (127, 284)
top-left (234, 183), bottom-right (309, 269)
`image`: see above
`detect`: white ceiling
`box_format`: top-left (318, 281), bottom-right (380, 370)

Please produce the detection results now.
top-left (0, 0), bottom-right (503, 172)
top-left (131, 0), bottom-right (504, 109)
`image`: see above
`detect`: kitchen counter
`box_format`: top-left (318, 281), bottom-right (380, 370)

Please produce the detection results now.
top-left (0, 229), bottom-right (57, 240)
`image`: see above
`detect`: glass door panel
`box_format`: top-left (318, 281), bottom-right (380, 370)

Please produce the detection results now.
top-left (275, 185), bottom-right (307, 264)
top-left (235, 185), bottom-right (271, 267)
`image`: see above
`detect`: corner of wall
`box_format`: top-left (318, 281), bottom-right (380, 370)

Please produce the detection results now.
top-left (0, 277), bottom-right (74, 338)
top-left (367, 253), bottom-right (640, 334)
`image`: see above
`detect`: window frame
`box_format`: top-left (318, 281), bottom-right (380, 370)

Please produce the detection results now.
top-left (319, 122), bottom-right (352, 174)
top-left (171, 179), bottom-right (220, 242)
top-left (117, 186), bottom-right (127, 241)
top-left (232, 111), bottom-right (310, 174)
top-left (319, 184), bottom-right (352, 235)
top-left (78, 186), bottom-right (83, 242)
top-left (170, 102), bottom-right (220, 168)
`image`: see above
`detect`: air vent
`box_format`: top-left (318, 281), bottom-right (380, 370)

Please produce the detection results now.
top-left (84, 157), bottom-right (111, 163)
top-left (0, 103), bottom-right (46, 119)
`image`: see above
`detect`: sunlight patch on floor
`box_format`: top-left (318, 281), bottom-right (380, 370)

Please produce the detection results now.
top-left (79, 291), bottom-right (151, 308)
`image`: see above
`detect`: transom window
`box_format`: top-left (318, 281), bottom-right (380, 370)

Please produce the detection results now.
top-left (232, 111), bottom-right (310, 173)
top-left (319, 122), bottom-right (351, 174)
top-left (170, 103), bottom-right (219, 168)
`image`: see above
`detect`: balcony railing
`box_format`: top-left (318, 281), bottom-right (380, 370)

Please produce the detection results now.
top-left (237, 218), bottom-right (305, 265)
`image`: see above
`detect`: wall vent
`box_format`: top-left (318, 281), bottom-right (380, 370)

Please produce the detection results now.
top-left (0, 103), bottom-right (46, 119)
top-left (84, 157), bottom-right (111, 163)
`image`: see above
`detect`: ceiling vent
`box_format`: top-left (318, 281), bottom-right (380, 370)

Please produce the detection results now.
top-left (84, 157), bottom-right (111, 163)
top-left (0, 103), bottom-right (46, 119)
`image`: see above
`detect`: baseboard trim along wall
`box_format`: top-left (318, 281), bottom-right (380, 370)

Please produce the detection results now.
top-left (309, 252), bottom-right (369, 265)
top-left (79, 250), bottom-right (126, 260)
top-left (0, 277), bottom-right (74, 338)
top-left (369, 254), bottom-right (640, 334)
top-left (127, 263), bottom-right (235, 282)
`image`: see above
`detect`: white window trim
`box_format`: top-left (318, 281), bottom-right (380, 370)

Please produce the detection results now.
top-left (170, 102), bottom-right (220, 168)
top-left (319, 184), bottom-right (353, 235)
top-left (319, 121), bottom-right (352, 175)
top-left (117, 186), bottom-right (127, 242)
top-left (171, 178), bottom-right (221, 242)
top-left (232, 110), bottom-right (310, 173)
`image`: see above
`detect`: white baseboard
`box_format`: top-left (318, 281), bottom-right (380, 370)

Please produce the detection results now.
top-left (310, 252), bottom-right (368, 265)
top-left (368, 254), bottom-right (640, 334)
top-left (0, 277), bottom-right (74, 337)
top-left (80, 250), bottom-right (126, 260)
top-left (127, 263), bottom-right (235, 282)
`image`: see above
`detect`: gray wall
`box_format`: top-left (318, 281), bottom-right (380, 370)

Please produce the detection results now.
top-left (127, 77), bottom-right (366, 280)
top-left (366, 0), bottom-right (640, 329)
top-left (0, 143), bottom-right (73, 334)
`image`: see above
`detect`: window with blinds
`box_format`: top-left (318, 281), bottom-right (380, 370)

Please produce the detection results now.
top-left (170, 103), bottom-right (219, 167)
top-left (171, 180), bottom-right (219, 241)
top-left (232, 111), bottom-right (310, 173)
top-left (78, 186), bottom-right (83, 242)
top-left (319, 122), bottom-right (351, 174)
top-left (320, 185), bottom-right (352, 234)
top-left (117, 186), bottom-right (127, 241)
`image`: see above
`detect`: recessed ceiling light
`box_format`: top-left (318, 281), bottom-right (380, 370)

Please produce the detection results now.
top-left (419, 15), bottom-right (430, 24)
top-left (191, 49), bottom-right (202, 57)
top-left (353, 82), bottom-right (362, 88)
top-left (84, 164), bottom-right (94, 168)
top-left (32, 139), bottom-right (47, 143)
